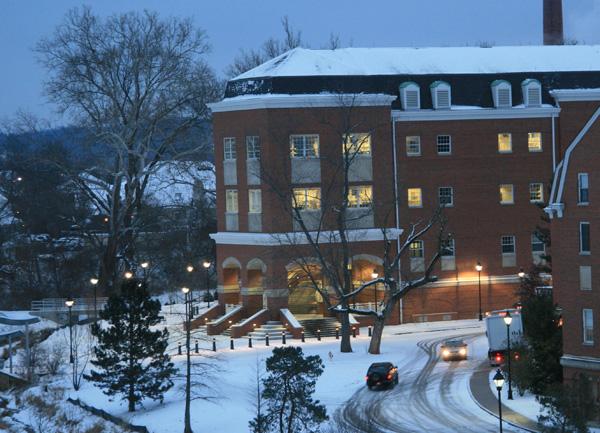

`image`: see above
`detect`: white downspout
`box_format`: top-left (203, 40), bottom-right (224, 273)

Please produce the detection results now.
top-left (552, 114), bottom-right (557, 172)
top-left (392, 116), bottom-right (403, 324)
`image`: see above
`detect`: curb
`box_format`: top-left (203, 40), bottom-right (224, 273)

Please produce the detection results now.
top-left (468, 361), bottom-right (541, 433)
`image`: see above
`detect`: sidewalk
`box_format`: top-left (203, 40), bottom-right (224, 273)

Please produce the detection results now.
top-left (469, 361), bottom-right (543, 433)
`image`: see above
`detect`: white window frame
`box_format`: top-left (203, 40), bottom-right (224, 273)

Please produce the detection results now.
top-left (348, 185), bottom-right (372, 208)
top-left (225, 189), bottom-right (238, 213)
top-left (437, 135), bottom-right (452, 155)
top-left (499, 184), bottom-right (515, 205)
top-left (407, 188), bottom-right (423, 208)
top-left (529, 183), bottom-right (544, 203)
top-left (501, 235), bottom-right (516, 255)
top-left (292, 188), bottom-right (321, 210)
top-left (580, 266), bottom-right (592, 291)
top-left (498, 133), bottom-right (512, 153)
top-left (528, 132), bottom-right (543, 152)
top-left (400, 82), bottom-right (421, 110)
top-left (246, 136), bottom-right (260, 160)
top-left (583, 308), bottom-right (594, 345)
top-left (580, 222), bottom-right (591, 255)
top-left (344, 133), bottom-right (371, 156)
top-left (531, 233), bottom-right (545, 254)
top-left (579, 173), bottom-right (590, 204)
top-left (290, 134), bottom-right (319, 159)
top-left (406, 136), bottom-right (421, 156)
top-left (224, 137), bottom-right (236, 160)
top-left (409, 240), bottom-right (424, 258)
top-left (438, 186), bottom-right (454, 207)
top-left (248, 189), bottom-right (262, 213)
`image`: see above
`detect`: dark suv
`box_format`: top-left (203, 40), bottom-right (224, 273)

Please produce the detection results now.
top-left (365, 362), bottom-right (398, 389)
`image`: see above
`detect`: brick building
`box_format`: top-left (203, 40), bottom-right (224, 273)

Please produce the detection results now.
top-left (205, 45), bottom-right (600, 335)
top-left (546, 89), bottom-right (600, 383)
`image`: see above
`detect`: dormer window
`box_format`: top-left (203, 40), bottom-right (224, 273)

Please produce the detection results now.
top-left (522, 79), bottom-right (542, 107)
top-left (491, 80), bottom-right (512, 108)
top-left (399, 82), bottom-right (420, 110)
top-left (430, 81), bottom-right (451, 110)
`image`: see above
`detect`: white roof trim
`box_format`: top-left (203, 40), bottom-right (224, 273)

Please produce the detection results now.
top-left (549, 106), bottom-right (600, 217)
top-left (392, 106), bottom-right (560, 122)
top-left (550, 89), bottom-right (600, 102)
top-left (208, 93), bottom-right (397, 113)
top-left (210, 228), bottom-right (403, 246)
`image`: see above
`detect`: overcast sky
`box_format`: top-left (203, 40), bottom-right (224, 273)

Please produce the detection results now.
top-left (1, 0), bottom-right (599, 122)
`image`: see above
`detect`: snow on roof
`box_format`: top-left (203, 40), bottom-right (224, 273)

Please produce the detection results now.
top-left (234, 46), bottom-right (600, 80)
top-left (145, 161), bottom-right (215, 207)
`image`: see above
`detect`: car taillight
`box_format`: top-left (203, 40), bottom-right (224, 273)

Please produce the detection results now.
top-left (387, 374), bottom-right (392, 380)
top-left (495, 354), bottom-right (502, 362)
top-left (365, 376), bottom-right (369, 381)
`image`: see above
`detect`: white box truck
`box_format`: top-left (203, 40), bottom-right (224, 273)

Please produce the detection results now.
top-left (485, 308), bottom-right (523, 366)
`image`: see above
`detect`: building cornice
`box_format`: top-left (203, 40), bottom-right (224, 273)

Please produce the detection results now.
top-left (392, 106), bottom-right (560, 122)
top-left (208, 93), bottom-right (397, 113)
top-left (561, 354), bottom-right (600, 371)
top-left (210, 228), bottom-right (403, 246)
top-left (550, 88), bottom-right (600, 102)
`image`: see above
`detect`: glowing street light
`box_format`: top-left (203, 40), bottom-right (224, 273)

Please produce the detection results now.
top-left (65, 298), bottom-right (75, 364)
top-left (518, 268), bottom-right (525, 279)
top-left (493, 369), bottom-right (505, 433)
top-left (372, 270), bottom-right (379, 312)
top-left (503, 310), bottom-right (514, 400)
top-left (476, 262), bottom-right (483, 321)
top-left (90, 277), bottom-right (99, 320)
top-left (124, 271), bottom-right (133, 279)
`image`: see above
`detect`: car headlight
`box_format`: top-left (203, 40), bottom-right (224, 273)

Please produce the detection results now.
top-left (442, 349), bottom-right (450, 357)
top-left (459, 348), bottom-right (467, 356)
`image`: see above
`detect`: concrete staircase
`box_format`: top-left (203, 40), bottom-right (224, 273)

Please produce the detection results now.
top-left (247, 321), bottom-right (293, 341)
top-left (298, 317), bottom-right (342, 338)
top-left (221, 318), bottom-right (248, 337)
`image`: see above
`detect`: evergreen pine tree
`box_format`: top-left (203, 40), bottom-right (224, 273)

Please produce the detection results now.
top-left (86, 279), bottom-right (176, 412)
top-left (259, 346), bottom-right (327, 433)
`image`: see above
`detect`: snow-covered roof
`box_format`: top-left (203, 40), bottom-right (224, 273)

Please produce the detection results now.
top-left (234, 46), bottom-right (600, 80)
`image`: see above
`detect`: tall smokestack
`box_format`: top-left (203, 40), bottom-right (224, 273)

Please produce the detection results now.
top-left (544, 0), bottom-right (564, 45)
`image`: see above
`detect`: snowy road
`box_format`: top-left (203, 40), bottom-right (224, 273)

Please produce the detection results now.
top-left (336, 331), bottom-right (524, 433)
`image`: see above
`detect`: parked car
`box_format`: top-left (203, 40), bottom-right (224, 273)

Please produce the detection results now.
top-left (440, 339), bottom-right (468, 361)
top-left (365, 362), bottom-right (398, 389)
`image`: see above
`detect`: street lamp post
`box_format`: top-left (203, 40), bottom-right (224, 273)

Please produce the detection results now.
top-left (124, 270), bottom-right (133, 279)
top-left (90, 277), bottom-right (99, 320)
top-left (186, 265), bottom-right (195, 318)
top-left (141, 261), bottom-right (149, 281)
top-left (475, 262), bottom-right (483, 321)
top-left (202, 260), bottom-right (211, 308)
top-left (65, 298), bottom-right (75, 364)
top-left (493, 369), bottom-right (505, 433)
top-left (503, 310), bottom-right (514, 400)
top-left (181, 286), bottom-right (193, 433)
top-left (371, 270), bottom-right (379, 313)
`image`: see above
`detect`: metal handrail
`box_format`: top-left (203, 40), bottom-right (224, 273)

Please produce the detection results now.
top-left (30, 297), bottom-right (108, 312)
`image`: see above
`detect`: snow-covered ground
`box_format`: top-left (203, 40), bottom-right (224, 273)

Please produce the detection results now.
top-left (1, 313), bottom-right (549, 432)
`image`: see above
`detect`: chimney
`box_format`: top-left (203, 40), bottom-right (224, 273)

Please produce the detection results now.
top-left (543, 0), bottom-right (564, 45)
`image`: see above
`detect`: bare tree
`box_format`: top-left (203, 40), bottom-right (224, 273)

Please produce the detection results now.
top-left (36, 7), bottom-right (220, 295)
top-left (226, 15), bottom-right (303, 77)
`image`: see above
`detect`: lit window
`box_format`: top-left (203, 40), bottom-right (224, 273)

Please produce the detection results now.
top-left (583, 308), bottom-right (594, 344)
top-left (290, 135), bottom-right (319, 158)
top-left (580, 222), bottom-right (591, 254)
top-left (343, 133), bottom-right (371, 156)
top-left (501, 235), bottom-right (515, 254)
top-left (246, 136), bottom-right (260, 160)
top-left (531, 234), bottom-right (545, 253)
top-left (248, 189), bottom-right (262, 213)
top-left (499, 184), bottom-right (514, 204)
top-left (348, 185), bottom-right (372, 208)
top-left (224, 137), bottom-right (236, 160)
top-left (437, 135), bottom-right (452, 155)
top-left (580, 266), bottom-right (592, 291)
top-left (438, 187), bottom-right (453, 207)
top-left (498, 133), bottom-right (512, 153)
top-left (529, 183), bottom-right (544, 203)
top-left (406, 136), bottom-right (421, 156)
top-left (225, 190), bottom-right (238, 213)
top-left (442, 239), bottom-right (455, 257)
top-left (528, 132), bottom-right (542, 152)
top-left (579, 173), bottom-right (589, 204)
top-left (409, 240), bottom-right (424, 258)
top-left (292, 188), bottom-right (321, 210)
top-left (407, 188), bottom-right (422, 208)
